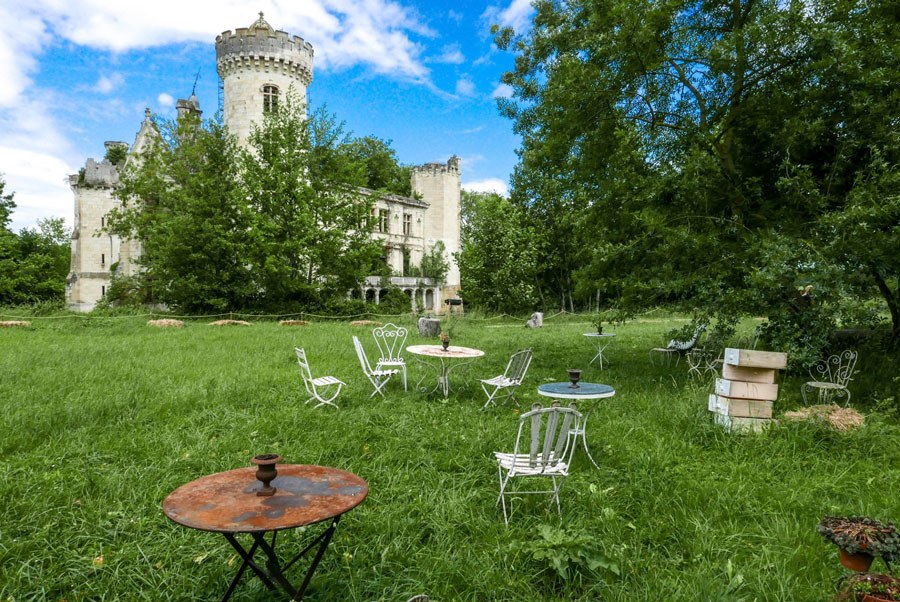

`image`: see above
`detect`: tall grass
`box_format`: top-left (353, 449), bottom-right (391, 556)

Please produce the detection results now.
top-left (1, 316), bottom-right (898, 601)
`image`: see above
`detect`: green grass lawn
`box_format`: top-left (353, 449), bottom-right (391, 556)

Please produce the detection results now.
top-left (2, 314), bottom-right (899, 601)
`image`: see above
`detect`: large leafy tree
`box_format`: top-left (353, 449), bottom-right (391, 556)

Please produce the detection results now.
top-left (0, 175), bottom-right (71, 304)
top-left (342, 136), bottom-right (412, 197)
top-left (241, 93), bottom-right (383, 304)
top-left (108, 113), bottom-right (256, 311)
top-left (457, 190), bottom-right (539, 313)
top-left (495, 0), bottom-right (900, 353)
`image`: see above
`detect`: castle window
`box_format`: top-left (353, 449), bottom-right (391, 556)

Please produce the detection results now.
top-left (101, 253), bottom-right (105, 266)
top-left (101, 217), bottom-right (105, 228)
top-left (263, 85), bottom-right (279, 112)
top-left (102, 285), bottom-right (106, 296)
top-left (403, 213), bottom-right (412, 235)
top-left (379, 209), bottom-right (390, 233)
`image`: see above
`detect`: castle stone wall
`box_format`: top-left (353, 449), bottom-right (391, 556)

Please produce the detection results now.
top-left (411, 156), bottom-right (461, 287)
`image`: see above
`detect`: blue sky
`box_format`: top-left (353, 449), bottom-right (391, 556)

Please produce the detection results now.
top-left (0, 0), bottom-right (534, 231)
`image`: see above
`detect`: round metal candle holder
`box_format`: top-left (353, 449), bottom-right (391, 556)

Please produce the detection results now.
top-left (567, 369), bottom-right (582, 388)
top-left (441, 340), bottom-right (450, 351)
top-left (251, 454), bottom-right (283, 496)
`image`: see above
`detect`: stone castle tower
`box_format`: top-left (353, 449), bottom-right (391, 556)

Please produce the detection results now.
top-left (412, 157), bottom-right (461, 286)
top-left (66, 13), bottom-right (461, 311)
top-left (215, 13), bottom-right (314, 145)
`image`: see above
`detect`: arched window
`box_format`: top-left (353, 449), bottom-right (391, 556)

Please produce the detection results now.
top-left (263, 85), bottom-right (279, 112)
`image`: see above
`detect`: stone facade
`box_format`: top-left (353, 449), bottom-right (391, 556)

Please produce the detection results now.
top-left (66, 13), bottom-right (461, 312)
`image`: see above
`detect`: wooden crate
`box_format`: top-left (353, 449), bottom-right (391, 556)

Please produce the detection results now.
top-left (714, 412), bottom-right (772, 433)
top-left (715, 378), bottom-right (779, 401)
top-left (721, 363), bottom-right (778, 384)
top-left (723, 348), bottom-right (787, 370)
top-left (708, 394), bottom-right (773, 419)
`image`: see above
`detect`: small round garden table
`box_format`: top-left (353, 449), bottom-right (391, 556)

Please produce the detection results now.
top-left (406, 344), bottom-right (484, 398)
top-left (164, 464), bottom-right (368, 601)
top-left (537, 382), bottom-right (616, 469)
top-left (583, 333), bottom-right (616, 368)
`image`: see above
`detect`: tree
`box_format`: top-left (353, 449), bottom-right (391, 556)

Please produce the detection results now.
top-left (0, 175), bottom-right (71, 304)
top-left (108, 113), bottom-right (256, 311)
top-left (420, 240), bottom-right (450, 283)
top-left (457, 190), bottom-right (539, 313)
top-left (342, 136), bottom-right (412, 197)
top-left (493, 0), bottom-right (900, 356)
top-left (241, 92), bottom-right (384, 305)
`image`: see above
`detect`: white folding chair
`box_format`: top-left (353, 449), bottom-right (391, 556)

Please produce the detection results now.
top-left (494, 401), bottom-right (582, 525)
top-left (372, 323), bottom-right (408, 391)
top-left (353, 336), bottom-right (399, 398)
top-left (294, 347), bottom-right (344, 409)
top-left (481, 348), bottom-right (533, 408)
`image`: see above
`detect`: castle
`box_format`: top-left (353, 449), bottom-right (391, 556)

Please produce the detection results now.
top-left (66, 13), bottom-right (461, 312)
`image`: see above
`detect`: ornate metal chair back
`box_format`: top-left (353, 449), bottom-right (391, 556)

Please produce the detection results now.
top-left (373, 323), bottom-right (408, 362)
top-left (513, 402), bottom-right (582, 472)
top-left (810, 349), bottom-right (858, 387)
top-left (506, 348), bottom-right (534, 384)
top-left (668, 324), bottom-right (707, 351)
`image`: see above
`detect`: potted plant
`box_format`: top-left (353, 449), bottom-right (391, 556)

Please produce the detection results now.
top-left (818, 516), bottom-right (900, 572)
top-left (440, 332), bottom-right (450, 351)
top-left (592, 315), bottom-right (603, 335)
top-left (841, 573), bottom-right (900, 602)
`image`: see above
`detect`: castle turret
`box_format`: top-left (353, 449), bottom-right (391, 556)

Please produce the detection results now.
top-left (215, 12), bottom-right (314, 144)
top-left (411, 156), bottom-right (461, 287)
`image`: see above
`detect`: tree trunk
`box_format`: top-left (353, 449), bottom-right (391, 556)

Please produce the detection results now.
top-left (871, 266), bottom-right (900, 344)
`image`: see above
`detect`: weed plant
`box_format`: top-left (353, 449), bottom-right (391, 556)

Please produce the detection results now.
top-left (1, 316), bottom-right (900, 600)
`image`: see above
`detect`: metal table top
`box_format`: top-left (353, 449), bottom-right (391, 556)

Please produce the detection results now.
top-left (164, 464), bottom-right (368, 534)
top-left (582, 333), bottom-right (617, 338)
top-left (537, 382), bottom-right (616, 399)
top-left (406, 344), bottom-right (485, 358)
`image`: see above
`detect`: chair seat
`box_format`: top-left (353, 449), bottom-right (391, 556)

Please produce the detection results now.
top-left (805, 381), bottom-right (846, 390)
top-left (312, 376), bottom-right (343, 386)
top-left (494, 452), bottom-right (568, 475)
top-left (372, 368), bottom-right (400, 377)
top-left (481, 375), bottom-right (518, 387)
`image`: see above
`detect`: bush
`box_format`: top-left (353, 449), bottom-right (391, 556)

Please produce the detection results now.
top-left (377, 286), bottom-right (413, 315)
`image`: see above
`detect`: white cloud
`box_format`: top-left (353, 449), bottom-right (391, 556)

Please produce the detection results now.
top-left (455, 78), bottom-right (476, 97)
top-left (459, 125), bottom-right (485, 134)
top-left (157, 93), bottom-right (175, 108)
top-left (492, 83), bottom-right (513, 99)
top-left (483, 0), bottom-right (535, 33)
top-left (448, 10), bottom-right (463, 24)
top-left (428, 43), bottom-right (464, 65)
top-left (462, 178), bottom-right (508, 196)
top-left (94, 73), bottom-right (124, 94)
top-left (0, 147), bottom-right (76, 231)
top-left (0, 5), bottom-right (48, 107)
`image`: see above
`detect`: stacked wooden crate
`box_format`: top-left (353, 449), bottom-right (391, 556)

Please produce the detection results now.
top-left (708, 348), bottom-right (788, 433)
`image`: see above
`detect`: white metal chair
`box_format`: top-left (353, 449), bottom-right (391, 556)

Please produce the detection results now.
top-left (494, 401), bottom-right (582, 525)
top-left (480, 347), bottom-right (533, 408)
top-left (650, 324), bottom-right (707, 366)
top-left (294, 347), bottom-right (344, 409)
top-left (802, 349), bottom-right (858, 406)
top-left (353, 336), bottom-right (399, 398)
top-left (373, 323), bottom-right (408, 391)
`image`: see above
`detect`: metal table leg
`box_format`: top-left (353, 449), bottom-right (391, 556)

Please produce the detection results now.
top-left (568, 407), bottom-right (600, 469)
top-left (219, 516), bottom-right (340, 601)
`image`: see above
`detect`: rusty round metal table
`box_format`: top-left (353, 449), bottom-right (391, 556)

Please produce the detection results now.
top-left (164, 464), bottom-right (368, 601)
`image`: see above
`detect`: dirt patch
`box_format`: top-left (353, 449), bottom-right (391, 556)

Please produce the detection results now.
top-left (210, 319), bottom-right (251, 326)
top-left (148, 319), bottom-right (184, 328)
top-left (279, 320), bottom-right (309, 326)
top-left (0, 321), bottom-right (31, 328)
top-left (784, 404), bottom-right (864, 432)
top-left (351, 320), bottom-right (382, 326)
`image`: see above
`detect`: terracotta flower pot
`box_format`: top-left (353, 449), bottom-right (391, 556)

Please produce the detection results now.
top-left (840, 548), bottom-right (875, 572)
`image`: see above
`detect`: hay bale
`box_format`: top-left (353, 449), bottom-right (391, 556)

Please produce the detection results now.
top-left (279, 320), bottom-right (309, 326)
top-left (0, 321), bottom-right (31, 328)
top-left (784, 404), bottom-right (864, 432)
top-left (210, 319), bottom-right (251, 326)
top-left (148, 319), bottom-right (184, 328)
top-left (351, 320), bottom-right (383, 326)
